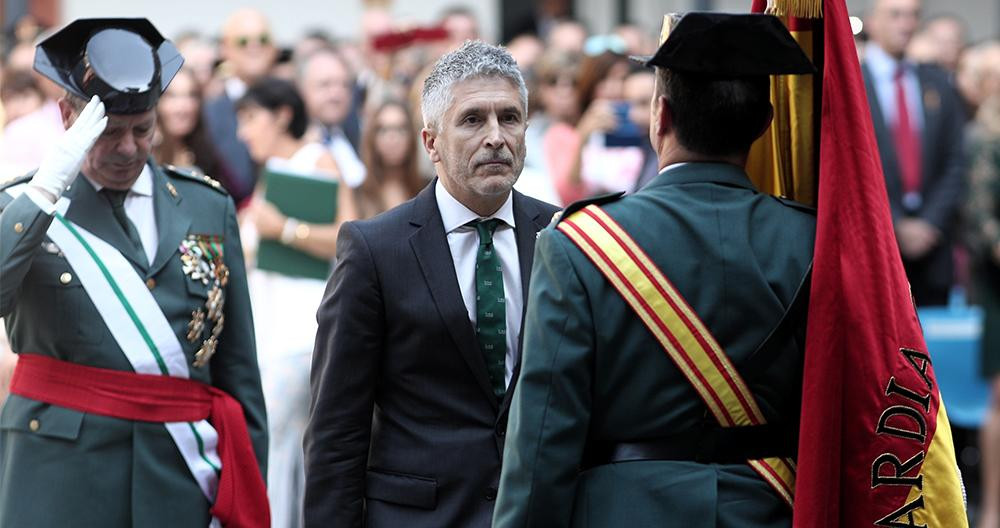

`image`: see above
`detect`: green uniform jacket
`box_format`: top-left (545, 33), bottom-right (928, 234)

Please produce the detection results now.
top-left (0, 162), bottom-right (267, 527)
top-left (494, 163), bottom-right (815, 528)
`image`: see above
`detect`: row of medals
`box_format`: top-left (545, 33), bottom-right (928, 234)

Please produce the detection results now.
top-left (180, 237), bottom-right (229, 368)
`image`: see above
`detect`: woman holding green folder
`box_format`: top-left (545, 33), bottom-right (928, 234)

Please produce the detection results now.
top-left (236, 77), bottom-right (359, 528)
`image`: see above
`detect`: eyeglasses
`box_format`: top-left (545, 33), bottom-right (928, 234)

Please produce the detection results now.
top-left (234, 34), bottom-right (272, 48)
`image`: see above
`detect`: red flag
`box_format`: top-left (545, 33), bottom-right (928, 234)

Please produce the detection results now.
top-left (774, 0), bottom-right (969, 525)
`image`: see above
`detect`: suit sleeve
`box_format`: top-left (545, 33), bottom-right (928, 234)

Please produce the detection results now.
top-left (494, 227), bottom-right (595, 528)
top-left (0, 192), bottom-right (55, 317)
top-left (920, 75), bottom-right (967, 232)
top-left (303, 221), bottom-right (383, 528)
top-left (210, 196), bottom-right (268, 477)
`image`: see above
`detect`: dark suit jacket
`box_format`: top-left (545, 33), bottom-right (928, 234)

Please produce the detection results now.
top-left (202, 91), bottom-right (256, 204)
top-left (304, 181), bottom-right (558, 528)
top-left (862, 62), bottom-right (966, 304)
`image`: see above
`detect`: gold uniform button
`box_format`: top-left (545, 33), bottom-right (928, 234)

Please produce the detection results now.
top-left (146, 278), bottom-right (156, 290)
top-left (13, 222), bottom-right (24, 233)
top-left (59, 272), bottom-right (73, 284)
top-left (28, 419), bottom-right (40, 432)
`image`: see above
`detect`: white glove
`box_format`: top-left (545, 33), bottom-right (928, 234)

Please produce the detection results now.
top-left (29, 95), bottom-right (108, 201)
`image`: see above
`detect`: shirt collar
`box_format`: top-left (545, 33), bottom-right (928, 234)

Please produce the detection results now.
top-left (435, 179), bottom-right (516, 234)
top-left (83, 164), bottom-right (154, 197)
top-left (866, 43), bottom-right (910, 80)
top-left (225, 77), bottom-right (248, 101)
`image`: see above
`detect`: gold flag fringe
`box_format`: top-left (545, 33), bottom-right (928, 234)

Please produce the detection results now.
top-left (766, 0), bottom-right (824, 19)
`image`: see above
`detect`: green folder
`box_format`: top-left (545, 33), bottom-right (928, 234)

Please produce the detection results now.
top-left (256, 167), bottom-right (339, 280)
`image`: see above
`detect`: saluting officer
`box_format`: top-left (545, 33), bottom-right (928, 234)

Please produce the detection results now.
top-left (495, 13), bottom-right (817, 528)
top-left (0, 18), bottom-right (268, 528)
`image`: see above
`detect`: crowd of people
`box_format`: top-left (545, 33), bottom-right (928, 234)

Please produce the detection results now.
top-left (0, 0), bottom-right (998, 526)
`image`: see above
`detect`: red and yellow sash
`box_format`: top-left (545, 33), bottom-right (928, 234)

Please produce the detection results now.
top-left (557, 204), bottom-right (796, 507)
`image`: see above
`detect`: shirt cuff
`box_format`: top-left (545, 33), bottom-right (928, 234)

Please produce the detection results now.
top-left (23, 186), bottom-right (57, 216)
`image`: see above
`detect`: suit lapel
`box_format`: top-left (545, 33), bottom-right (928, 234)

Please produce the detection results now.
top-left (918, 66), bottom-right (941, 189)
top-left (408, 183), bottom-right (499, 410)
top-left (862, 63), bottom-right (901, 198)
top-left (148, 164), bottom-right (191, 277)
top-left (63, 174), bottom-right (149, 271)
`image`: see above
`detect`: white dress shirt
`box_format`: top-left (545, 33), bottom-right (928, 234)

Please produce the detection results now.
top-left (325, 127), bottom-right (367, 189)
top-left (866, 43), bottom-right (924, 131)
top-left (84, 164), bottom-right (159, 264)
top-left (435, 181), bottom-right (521, 386)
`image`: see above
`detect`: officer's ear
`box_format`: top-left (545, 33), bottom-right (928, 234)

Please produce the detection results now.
top-left (57, 97), bottom-right (82, 129)
top-left (653, 94), bottom-right (673, 138)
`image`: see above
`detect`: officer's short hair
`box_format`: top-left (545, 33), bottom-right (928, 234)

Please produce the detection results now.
top-left (654, 68), bottom-right (771, 158)
top-left (421, 40), bottom-right (527, 131)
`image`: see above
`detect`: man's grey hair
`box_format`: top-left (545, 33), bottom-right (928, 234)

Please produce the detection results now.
top-left (420, 40), bottom-right (527, 130)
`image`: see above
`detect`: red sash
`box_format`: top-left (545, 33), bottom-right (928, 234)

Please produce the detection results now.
top-left (10, 354), bottom-right (270, 528)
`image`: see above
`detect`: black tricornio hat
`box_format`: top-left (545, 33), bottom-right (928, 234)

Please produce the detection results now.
top-left (34, 18), bottom-right (184, 114)
top-left (633, 13), bottom-right (815, 76)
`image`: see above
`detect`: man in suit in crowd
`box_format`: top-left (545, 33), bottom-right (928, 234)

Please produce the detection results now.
top-left (862, 0), bottom-right (966, 306)
top-left (203, 8), bottom-right (278, 204)
top-left (304, 40), bottom-right (558, 528)
top-left (296, 47), bottom-right (366, 189)
top-left (495, 13), bottom-right (816, 527)
top-left (0, 18), bottom-right (267, 527)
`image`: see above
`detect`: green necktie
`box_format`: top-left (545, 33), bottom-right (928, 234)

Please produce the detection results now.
top-left (472, 218), bottom-right (507, 400)
top-left (101, 188), bottom-right (148, 266)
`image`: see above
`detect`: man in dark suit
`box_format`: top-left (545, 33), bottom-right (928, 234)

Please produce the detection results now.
top-left (202, 7), bottom-right (277, 205)
top-left (303, 41), bottom-right (558, 528)
top-left (862, 0), bottom-right (966, 306)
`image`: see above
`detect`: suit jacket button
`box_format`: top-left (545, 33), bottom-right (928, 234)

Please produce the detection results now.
top-left (28, 419), bottom-right (40, 432)
top-left (59, 272), bottom-right (73, 284)
top-left (485, 488), bottom-right (497, 501)
top-left (146, 278), bottom-right (156, 290)
top-left (497, 428), bottom-right (506, 437)
top-left (13, 222), bottom-right (24, 233)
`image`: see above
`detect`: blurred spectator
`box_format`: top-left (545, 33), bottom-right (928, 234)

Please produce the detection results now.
top-left (957, 42), bottom-right (1000, 118)
top-left (907, 14), bottom-right (967, 74)
top-left (546, 18), bottom-right (588, 54)
top-left (506, 0), bottom-right (573, 42)
top-left (616, 23), bottom-right (657, 56)
top-left (297, 47), bottom-right (366, 189)
top-left (0, 68), bottom-right (64, 180)
top-left (271, 48), bottom-right (298, 82)
top-left (862, 0), bottom-right (967, 306)
top-left (965, 79), bottom-right (1000, 528)
top-left (0, 69), bottom-right (45, 123)
top-left (356, 99), bottom-right (425, 218)
top-left (293, 29), bottom-right (334, 62)
top-left (174, 31), bottom-right (220, 91)
top-left (440, 5), bottom-right (480, 51)
top-left (153, 67), bottom-right (241, 202)
top-left (203, 8), bottom-right (278, 205)
top-left (235, 76), bottom-right (357, 528)
top-left (553, 50), bottom-right (635, 204)
top-left (506, 33), bottom-right (545, 73)
top-left (521, 49), bottom-right (581, 205)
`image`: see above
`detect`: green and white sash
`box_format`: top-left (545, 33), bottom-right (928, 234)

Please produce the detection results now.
top-left (6, 185), bottom-right (222, 524)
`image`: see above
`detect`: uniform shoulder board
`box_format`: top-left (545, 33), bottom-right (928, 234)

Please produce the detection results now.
top-left (0, 174), bottom-right (35, 192)
top-left (772, 195), bottom-right (816, 216)
top-left (163, 164), bottom-right (229, 195)
top-left (552, 191), bottom-right (626, 225)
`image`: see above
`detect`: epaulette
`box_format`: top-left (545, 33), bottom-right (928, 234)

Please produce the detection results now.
top-left (551, 191), bottom-right (626, 226)
top-left (772, 194), bottom-right (817, 216)
top-left (0, 173), bottom-right (35, 192)
top-left (163, 164), bottom-right (228, 195)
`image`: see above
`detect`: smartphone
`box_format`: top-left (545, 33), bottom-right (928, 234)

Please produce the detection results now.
top-left (604, 101), bottom-right (643, 148)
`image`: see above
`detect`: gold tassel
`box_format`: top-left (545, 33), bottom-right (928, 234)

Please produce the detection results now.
top-left (767, 0), bottom-right (824, 19)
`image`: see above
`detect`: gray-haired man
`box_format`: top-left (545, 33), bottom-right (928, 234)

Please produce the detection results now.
top-left (303, 41), bottom-right (558, 528)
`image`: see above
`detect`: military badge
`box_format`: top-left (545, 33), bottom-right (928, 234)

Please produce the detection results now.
top-left (180, 234), bottom-right (228, 368)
